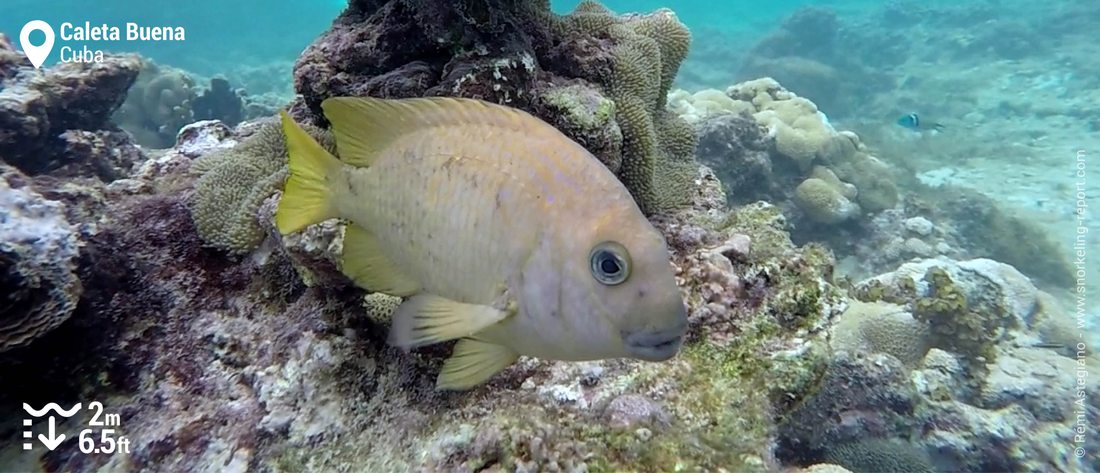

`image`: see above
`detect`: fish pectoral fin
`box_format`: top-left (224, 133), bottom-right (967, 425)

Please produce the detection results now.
top-left (436, 338), bottom-right (520, 391)
top-left (341, 224), bottom-right (421, 296)
top-left (388, 294), bottom-right (511, 348)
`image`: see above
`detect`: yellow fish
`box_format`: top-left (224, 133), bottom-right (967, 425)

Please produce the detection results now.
top-left (276, 96), bottom-right (688, 390)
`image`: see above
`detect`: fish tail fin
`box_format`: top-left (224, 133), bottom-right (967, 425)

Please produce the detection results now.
top-left (275, 110), bottom-right (342, 235)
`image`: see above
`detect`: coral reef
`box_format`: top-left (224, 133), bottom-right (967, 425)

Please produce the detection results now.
top-left (0, 41), bottom-right (142, 177)
top-left (735, 6), bottom-right (895, 118)
top-left (187, 119), bottom-right (336, 254)
top-left (291, 0), bottom-right (700, 214)
top-left (1, 1), bottom-right (1093, 471)
top-left (113, 59), bottom-right (199, 148)
top-left (0, 166), bottom-right (82, 353)
top-left (0, 150), bottom-right (850, 471)
top-left (686, 78), bottom-right (899, 228)
top-left (914, 185), bottom-right (1075, 288)
top-left (779, 253), bottom-right (1099, 472)
top-left (0, 38), bottom-right (860, 465)
top-left (192, 77), bottom-right (245, 127)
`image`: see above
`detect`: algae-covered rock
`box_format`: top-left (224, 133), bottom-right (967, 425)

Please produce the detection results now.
top-left (0, 166), bottom-right (82, 352)
top-left (292, 0), bottom-right (701, 215)
top-left (0, 46), bottom-right (141, 176)
top-left (855, 257), bottom-right (1037, 365)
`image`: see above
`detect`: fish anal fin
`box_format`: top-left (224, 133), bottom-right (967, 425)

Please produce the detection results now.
top-left (388, 294), bottom-right (511, 348)
top-left (436, 338), bottom-right (519, 391)
top-left (341, 224), bottom-right (421, 296)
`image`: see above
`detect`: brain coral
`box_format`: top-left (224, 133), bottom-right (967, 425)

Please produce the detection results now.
top-left (292, 0), bottom-right (700, 215)
top-left (189, 121), bottom-right (335, 254)
top-left (831, 300), bottom-right (931, 367)
top-left (823, 439), bottom-right (935, 473)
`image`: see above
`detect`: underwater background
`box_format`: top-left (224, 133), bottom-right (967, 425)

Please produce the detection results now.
top-left (0, 0), bottom-right (1096, 472)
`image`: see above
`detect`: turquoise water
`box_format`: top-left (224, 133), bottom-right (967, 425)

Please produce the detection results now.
top-left (1, 0), bottom-right (863, 74)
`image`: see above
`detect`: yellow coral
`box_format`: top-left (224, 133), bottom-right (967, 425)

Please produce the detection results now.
top-left (725, 78), bottom-right (899, 215)
top-left (792, 177), bottom-right (860, 224)
top-left (829, 153), bottom-right (898, 213)
top-left (809, 165), bottom-right (856, 200)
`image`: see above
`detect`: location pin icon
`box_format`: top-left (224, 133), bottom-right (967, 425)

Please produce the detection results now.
top-left (19, 20), bottom-right (55, 69)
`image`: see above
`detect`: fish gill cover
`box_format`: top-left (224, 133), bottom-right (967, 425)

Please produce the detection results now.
top-left (0, 0), bottom-right (1097, 472)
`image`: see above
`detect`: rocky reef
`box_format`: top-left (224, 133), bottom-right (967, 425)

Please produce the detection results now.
top-left (0, 114), bottom-right (852, 471)
top-left (776, 255), bottom-right (1099, 472)
top-left (676, 78), bottom-right (899, 229)
top-left (680, 77), bottom-right (1074, 289)
top-left (291, 0), bottom-right (700, 215)
top-left (0, 40), bottom-right (143, 180)
top-left (0, 1), bottom-right (1092, 472)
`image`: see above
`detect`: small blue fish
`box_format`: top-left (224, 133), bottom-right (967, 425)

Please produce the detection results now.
top-left (896, 113), bottom-right (944, 131)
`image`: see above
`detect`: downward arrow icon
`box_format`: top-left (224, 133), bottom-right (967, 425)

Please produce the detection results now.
top-left (38, 417), bottom-right (65, 450)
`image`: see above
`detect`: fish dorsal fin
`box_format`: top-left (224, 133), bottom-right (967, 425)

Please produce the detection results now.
top-left (321, 96), bottom-right (560, 168)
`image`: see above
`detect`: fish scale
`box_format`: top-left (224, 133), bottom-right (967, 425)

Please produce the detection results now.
top-left (341, 131), bottom-right (547, 304)
top-left (274, 96), bottom-right (687, 389)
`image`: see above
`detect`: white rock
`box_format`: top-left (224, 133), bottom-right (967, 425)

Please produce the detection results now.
top-left (904, 216), bottom-right (935, 236)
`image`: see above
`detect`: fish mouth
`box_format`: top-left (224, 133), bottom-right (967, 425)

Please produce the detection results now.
top-left (623, 326), bottom-right (686, 361)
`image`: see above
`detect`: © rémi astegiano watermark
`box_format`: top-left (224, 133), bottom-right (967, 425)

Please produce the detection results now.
top-left (18, 20), bottom-right (184, 68)
top-left (1072, 148), bottom-right (1089, 459)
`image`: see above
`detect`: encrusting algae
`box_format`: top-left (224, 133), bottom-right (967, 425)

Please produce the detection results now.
top-left (275, 96), bottom-right (688, 390)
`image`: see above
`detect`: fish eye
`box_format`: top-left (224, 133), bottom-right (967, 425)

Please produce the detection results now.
top-left (589, 241), bottom-right (631, 286)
